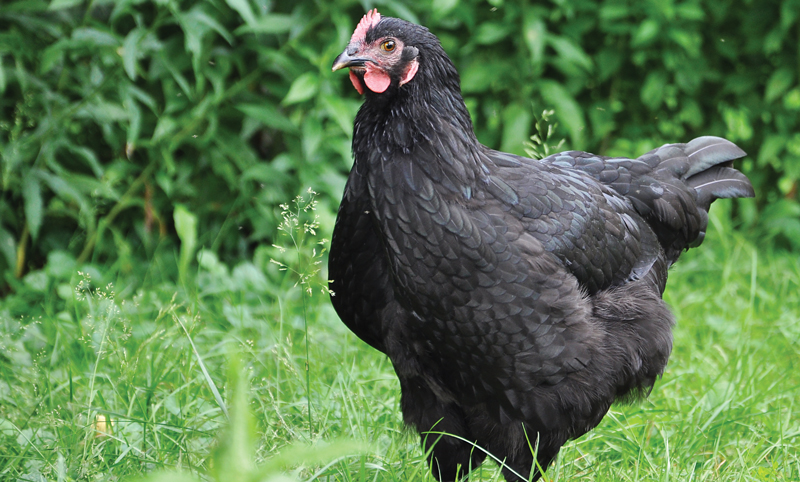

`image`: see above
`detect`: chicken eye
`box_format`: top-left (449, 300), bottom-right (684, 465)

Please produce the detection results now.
top-left (381, 40), bottom-right (396, 52)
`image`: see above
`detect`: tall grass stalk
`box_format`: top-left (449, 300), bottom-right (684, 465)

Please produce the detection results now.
top-left (271, 188), bottom-right (332, 439)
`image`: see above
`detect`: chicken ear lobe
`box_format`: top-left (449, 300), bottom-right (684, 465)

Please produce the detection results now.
top-left (400, 59), bottom-right (419, 87)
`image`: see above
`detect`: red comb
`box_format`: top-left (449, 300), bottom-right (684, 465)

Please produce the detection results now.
top-left (350, 8), bottom-right (381, 44)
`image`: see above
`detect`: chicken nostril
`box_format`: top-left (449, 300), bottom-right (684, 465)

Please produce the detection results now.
top-left (347, 46), bottom-right (358, 56)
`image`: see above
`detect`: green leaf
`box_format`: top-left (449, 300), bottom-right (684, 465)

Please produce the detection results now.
top-left (460, 58), bottom-right (502, 94)
top-left (599, 4), bottom-right (629, 20)
top-left (382, 4), bottom-right (420, 25)
top-left (785, 132), bottom-right (800, 158)
top-left (676, 3), bottom-right (705, 20)
top-left (23, 174), bottom-right (43, 241)
top-left (432, 0), bottom-right (459, 16)
top-left (596, 48), bottom-right (623, 81)
top-left (38, 171), bottom-right (88, 214)
top-left (474, 22), bottom-right (510, 45)
top-left (131, 472), bottom-right (199, 482)
top-left (784, 88), bottom-right (800, 110)
top-left (668, 29), bottom-right (701, 57)
top-left (722, 106), bottom-right (753, 142)
top-left (124, 83), bottom-right (158, 112)
top-left (224, 0), bottom-right (256, 27)
top-left (765, 68), bottom-right (794, 103)
top-left (523, 12), bottom-right (546, 70)
top-left (152, 117), bottom-right (178, 143)
top-left (174, 205), bottom-right (198, 276)
top-left (237, 14), bottom-right (294, 34)
top-left (321, 95), bottom-right (359, 135)
top-left (540, 81), bottom-right (584, 149)
top-left (64, 145), bottom-right (103, 178)
top-left (763, 27), bottom-right (785, 55)
top-left (283, 72), bottom-right (319, 105)
top-left (548, 36), bottom-right (593, 71)
top-left (45, 251), bottom-right (77, 280)
top-left (71, 27), bottom-right (119, 48)
top-left (121, 28), bottom-right (144, 80)
top-left (258, 439), bottom-right (368, 477)
top-left (39, 42), bottom-right (64, 74)
top-left (241, 163), bottom-right (281, 183)
top-left (589, 102), bottom-right (616, 139)
top-left (209, 355), bottom-right (253, 480)
top-left (178, 13), bottom-right (210, 78)
top-left (62, 173), bottom-right (116, 201)
top-left (187, 7), bottom-right (234, 45)
top-left (235, 103), bottom-right (297, 133)
top-left (75, 99), bottom-right (128, 122)
top-left (632, 20), bottom-right (659, 47)
top-left (761, 200), bottom-right (800, 249)
top-left (500, 103), bottom-right (532, 155)
top-left (0, 56), bottom-right (5, 93)
top-left (640, 71), bottom-right (668, 110)
top-left (677, 98), bottom-right (703, 128)
top-left (0, 227), bottom-right (16, 270)
top-left (781, 1), bottom-right (799, 30)
top-left (302, 115), bottom-right (323, 159)
top-left (124, 94), bottom-right (142, 148)
top-left (49, 0), bottom-right (82, 9)
top-left (161, 58), bottom-right (194, 100)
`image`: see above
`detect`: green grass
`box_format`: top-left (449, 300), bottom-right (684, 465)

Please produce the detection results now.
top-left (1, 203), bottom-right (799, 481)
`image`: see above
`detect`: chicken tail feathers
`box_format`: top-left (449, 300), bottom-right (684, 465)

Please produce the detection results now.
top-left (688, 165), bottom-right (755, 207)
top-left (643, 136), bottom-right (753, 260)
top-left (684, 136), bottom-right (755, 207)
top-left (684, 136), bottom-right (747, 177)
top-left (541, 137), bottom-right (753, 264)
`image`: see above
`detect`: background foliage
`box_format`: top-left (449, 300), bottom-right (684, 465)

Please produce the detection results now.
top-left (1, 0), bottom-right (799, 291)
top-left (1, 1), bottom-right (800, 480)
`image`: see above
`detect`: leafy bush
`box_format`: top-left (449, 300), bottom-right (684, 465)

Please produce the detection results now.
top-left (0, 0), bottom-right (358, 288)
top-left (1, 0), bottom-right (798, 290)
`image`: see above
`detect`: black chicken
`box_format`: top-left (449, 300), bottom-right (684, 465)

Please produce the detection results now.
top-left (329, 10), bottom-right (754, 481)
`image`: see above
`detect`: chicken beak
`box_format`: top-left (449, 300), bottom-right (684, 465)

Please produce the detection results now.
top-left (332, 50), bottom-right (369, 72)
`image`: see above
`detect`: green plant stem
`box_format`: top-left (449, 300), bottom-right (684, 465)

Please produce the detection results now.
top-left (76, 163), bottom-right (155, 265)
top-left (81, 295), bottom-right (115, 467)
top-left (301, 278), bottom-right (312, 439)
top-left (291, 219), bottom-right (314, 439)
top-left (14, 224), bottom-right (29, 279)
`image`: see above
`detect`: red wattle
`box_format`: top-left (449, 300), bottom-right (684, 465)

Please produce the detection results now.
top-left (364, 64), bottom-right (391, 93)
top-left (349, 70), bottom-right (364, 95)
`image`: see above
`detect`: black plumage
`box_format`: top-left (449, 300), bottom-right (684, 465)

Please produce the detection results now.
top-left (329, 11), bottom-right (754, 482)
